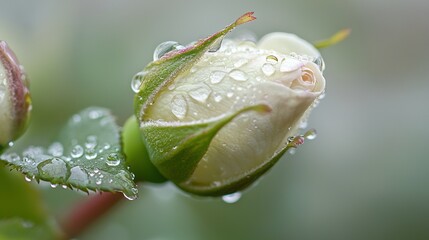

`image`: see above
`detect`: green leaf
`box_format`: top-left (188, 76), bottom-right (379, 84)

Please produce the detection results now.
top-left (134, 12), bottom-right (256, 121)
top-left (142, 104), bottom-right (270, 183)
top-left (0, 107), bottom-right (138, 200)
top-left (0, 218), bottom-right (57, 240)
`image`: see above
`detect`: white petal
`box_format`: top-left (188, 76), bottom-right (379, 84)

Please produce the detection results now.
top-left (257, 32), bottom-right (320, 58)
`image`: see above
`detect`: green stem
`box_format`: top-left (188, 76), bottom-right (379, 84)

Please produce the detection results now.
top-left (60, 192), bottom-right (125, 239)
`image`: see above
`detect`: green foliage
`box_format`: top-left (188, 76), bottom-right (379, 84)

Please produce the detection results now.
top-left (0, 107), bottom-right (138, 200)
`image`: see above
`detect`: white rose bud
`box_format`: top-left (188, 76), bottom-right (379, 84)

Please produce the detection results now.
top-left (130, 13), bottom-right (325, 196)
top-left (0, 41), bottom-right (31, 151)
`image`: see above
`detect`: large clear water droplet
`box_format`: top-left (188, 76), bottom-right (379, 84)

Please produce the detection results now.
top-left (314, 56), bottom-right (325, 71)
top-left (123, 187), bottom-right (139, 201)
top-left (106, 153), bottom-right (121, 167)
top-left (171, 94), bottom-right (188, 119)
top-left (266, 55), bottom-right (279, 64)
top-left (261, 63), bottom-right (275, 76)
top-left (229, 69), bottom-right (248, 81)
top-left (37, 158), bottom-right (70, 180)
top-left (209, 71), bottom-right (226, 84)
top-left (222, 192), bottom-right (242, 204)
top-left (68, 166), bottom-right (89, 185)
top-left (208, 37), bottom-right (224, 52)
top-left (131, 71), bottom-right (147, 93)
top-left (188, 83), bottom-right (212, 103)
top-left (153, 41), bottom-right (184, 61)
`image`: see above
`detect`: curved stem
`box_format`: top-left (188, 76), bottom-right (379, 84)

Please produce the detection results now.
top-left (60, 192), bottom-right (125, 239)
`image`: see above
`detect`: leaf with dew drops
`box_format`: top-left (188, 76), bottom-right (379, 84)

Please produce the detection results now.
top-left (0, 107), bottom-right (138, 200)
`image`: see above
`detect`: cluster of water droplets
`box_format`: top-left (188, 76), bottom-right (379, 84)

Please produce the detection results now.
top-left (0, 108), bottom-right (138, 200)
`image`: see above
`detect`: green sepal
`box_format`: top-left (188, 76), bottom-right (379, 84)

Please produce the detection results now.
top-left (142, 104), bottom-right (270, 183)
top-left (313, 28), bottom-right (351, 49)
top-left (134, 12), bottom-right (256, 121)
top-left (122, 116), bottom-right (166, 183)
top-left (178, 135), bottom-right (306, 196)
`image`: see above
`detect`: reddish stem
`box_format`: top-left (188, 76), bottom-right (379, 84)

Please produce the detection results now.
top-left (60, 192), bottom-right (125, 239)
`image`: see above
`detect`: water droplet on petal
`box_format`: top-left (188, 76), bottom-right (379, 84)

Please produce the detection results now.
top-left (71, 145), bottom-right (84, 158)
top-left (229, 69), bottom-right (248, 81)
top-left (266, 55), bottom-right (278, 64)
top-left (188, 83), bottom-right (212, 103)
top-left (314, 56), bottom-right (325, 71)
top-left (222, 192), bottom-right (242, 204)
top-left (261, 63), bottom-right (275, 76)
top-left (171, 94), bottom-right (188, 119)
top-left (210, 71), bottom-right (226, 84)
top-left (85, 135), bottom-right (98, 149)
top-left (153, 41), bottom-right (184, 60)
top-left (213, 93), bottom-right (223, 102)
top-left (280, 58), bottom-right (303, 72)
top-left (226, 92), bottom-right (234, 98)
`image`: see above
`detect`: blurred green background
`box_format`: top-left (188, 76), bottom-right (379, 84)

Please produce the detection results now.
top-left (1, 0), bottom-right (429, 239)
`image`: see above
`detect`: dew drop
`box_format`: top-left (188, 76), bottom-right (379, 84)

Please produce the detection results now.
top-left (95, 179), bottom-right (102, 185)
top-left (229, 69), bottom-right (248, 81)
top-left (153, 41), bottom-right (183, 60)
top-left (209, 70), bottom-right (226, 84)
top-left (299, 120), bottom-right (308, 129)
top-left (226, 92), bottom-right (234, 98)
top-left (280, 58), bottom-right (303, 72)
top-left (266, 55), bottom-right (278, 64)
top-left (261, 63), bottom-right (275, 76)
top-left (50, 183), bottom-right (58, 188)
top-left (68, 166), bottom-right (89, 185)
top-left (89, 110), bottom-right (102, 120)
top-left (171, 94), bottom-right (188, 119)
top-left (48, 142), bottom-right (64, 157)
top-left (188, 83), bottom-right (212, 103)
top-left (85, 148), bottom-right (97, 160)
top-left (37, 158), bottom-right (69, 180)
top-left (314, 56), bottom-right (325, 71)
top-left (222, 192), bottom-right (242, 204)
top-left (71, 145), bottom-right (84, 158)
top-left (131, 71), bottom-right (146, 93)
top-left (123, 187), bottom-right (138, 201)
top-left (106, 153), bottom-right (121, 167)
top-left (24, 175), bottom-right (32, 182)
top-left (213, 93), bottom-right (223, 102)
top-left (304, 129), bottom-right (317, 140)
top-left (208, 37), bottom-right (224, 52)
top-left (61, 184), bottom-right (68, 189)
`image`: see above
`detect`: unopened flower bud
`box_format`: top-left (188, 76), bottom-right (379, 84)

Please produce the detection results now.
top-left (131, 13), bottom-right (325, 196)
top-left (0, 41), bottom-right (31, 150)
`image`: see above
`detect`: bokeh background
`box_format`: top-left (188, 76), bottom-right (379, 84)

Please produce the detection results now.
top-left (1, 0), bottom-right (429, 239)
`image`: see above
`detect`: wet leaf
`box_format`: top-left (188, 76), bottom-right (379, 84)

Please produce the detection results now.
top-left (0, 107), bottom-right (138, 200)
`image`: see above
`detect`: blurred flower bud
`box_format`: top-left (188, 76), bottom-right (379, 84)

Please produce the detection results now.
top-left (132, 13), bottom-right (325, 196)
top-left (0, 41), bottom-right (31, 150)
